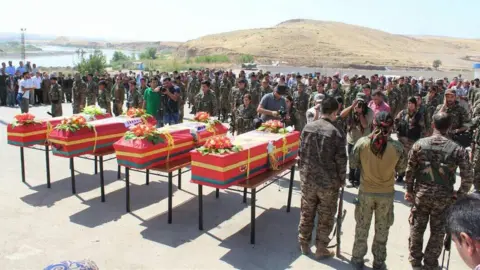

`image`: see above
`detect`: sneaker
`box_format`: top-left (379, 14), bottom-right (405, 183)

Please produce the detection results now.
top-left (299, 243), bottom-right (310, 255)
top-left (314, 247), bottom-right (335, 260)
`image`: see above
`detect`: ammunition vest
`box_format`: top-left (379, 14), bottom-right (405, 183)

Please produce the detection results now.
top-left (415, 138), bottom-right (457, 187)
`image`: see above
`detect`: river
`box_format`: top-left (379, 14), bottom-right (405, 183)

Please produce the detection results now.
top-left (0, 45), bottom-right (138, 67)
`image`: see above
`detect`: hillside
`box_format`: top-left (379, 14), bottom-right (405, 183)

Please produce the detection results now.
top-left (176, 19), bottom-right (480, 70)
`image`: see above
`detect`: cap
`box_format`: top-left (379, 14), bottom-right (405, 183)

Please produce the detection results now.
top-left (355, 92), bottom-right (367, 102)
top-left (238, 79), bottom-right (246, 84)
top-left (276, 85), bottom-right (287, 95)
top-left (399, 76), bottom-right (405, 80)
top-left (314, 93), bottom-right (325, 102)
top-left (50, 76), bottom-right (57, 81)
top-left (362, 84), bottom-right (371, 89)
top-left (445, 89), bottom-right (456, 96)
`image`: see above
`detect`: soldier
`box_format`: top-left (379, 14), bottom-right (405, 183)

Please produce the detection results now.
top-left (127, 80), bottom-right (142, 109)
top-left (187, 70), bottom-right (201, 114)
top-left (212, 71), bottom-right (221, 115)
top-left (470, 78), bottom-right (480, 110)
top-left (350, 111), bottom-right (407, 270)
top-left (344, 77), bottom-right (359, 108)
top-left (230, 79), bottom-right (250, 113)
top-left (308, 82), bottom-right (326, 108)
top-left (293, 82), bottom-right (310, 131)
top-left (111, 76), bottom-right (125, 116)
top-left (384, 82), bottom-right (399, 117)
top-left (405, 112), bottom-right (473, 270)
top-left (433, 89), bottom-right (471, 142)
top-left (249, 73), bottom-right (261, 108)
top-left (260, 79), bottom-right (273, 99)
top-left (97, 81), bottom-right (111, 114)
top-left (63, 74), bottom-right (73, 103)
top-left (398, 76), bottom-right (410, 110)
top-left (48, 77), bottom-right (63, 117)
top-left (194, 80), bottom-right (217, 116)
top-left (291, 74), bottom-right (306, 96)
top-left (233, 93), bottom-right (257, 135)
top-left (57, 73), bottom-right (64, 103)
top-left (298, 97), bottom-right (347, 259)
top-left (173, 76), bottom-right (186, 123)
top-left (72, 74), bottom-right (87, 114)
top-left (327, 79), bottom-right (343, 98)
top-left (219, 74), bottom-right (232, 122)
top-left (86, 74), bottom-right (98, 106)
top-left (395, 96), bottom-right (425, 183)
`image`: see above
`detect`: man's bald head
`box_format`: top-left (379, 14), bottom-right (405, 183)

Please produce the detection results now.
top-left (433, 112), bottom-right (452, 133)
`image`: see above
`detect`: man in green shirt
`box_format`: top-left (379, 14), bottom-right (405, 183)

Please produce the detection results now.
top-left (143, 77), bottom-right (162, 127)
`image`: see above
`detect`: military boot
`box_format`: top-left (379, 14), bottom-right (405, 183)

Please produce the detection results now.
top-left (315, 247), bottom-right (335, 260)
top-left (350, 260), bottom-right (364, 270)
top-left (299, 243), bottom-right (310, 255)
top-left (372, 261), bottom-right (387, 270)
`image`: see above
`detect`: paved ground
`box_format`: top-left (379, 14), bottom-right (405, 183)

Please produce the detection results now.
top-left (0, 103), bottom-right (469, 269)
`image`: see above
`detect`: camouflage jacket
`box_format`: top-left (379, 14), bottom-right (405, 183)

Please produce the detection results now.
top-left (234, 103), bottom-right (257, 134)
top-left (293, 91), bottom-right (310, 112)
top-left (72, 79), bottom-right (87, 98)
top-left (405, 134), bottom-right (472, 198)
top-left (433, 101), bottom-right (471, 133)
top-left (111, 83), bottom-right (125, 103)
top-left (97, 89), bottom-right (111, 113)
top-left (384, 89), bottom-right (399, 114)
top-left (249, 81), bottom-right (261, 106)
top-left (194, 89), bottom-right (217, 116)
top-left (423, 94), bottom-right (441, 127)
top-left (260, 85), bottom-right (273, 99)
top-left (127, 89), bottom-right (143, 108)
top-left (187, 77), bottom-right (201, 95)
top-left (326, 87), bottom-right (343, 99)
top-left (468, 86), bottom-right (480, 107)
top-left (86, 81), bottom-right (98, 97)
top-left (219, 78), bottom-right (232, 103)
top-left (212, 77), bottom-right (221, 100)
top-left (298, 118), bottom-right (347, 188)
top-left (291, 82), bottom-right (306, 96)
top-left (49, 83), bottom-right (62, 103)
top-left (230, 88), bottom-right (249, 110)
top-left (344, 85), bottom-right (359, 108)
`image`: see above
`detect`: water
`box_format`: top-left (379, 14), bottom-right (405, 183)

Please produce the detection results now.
top-left (0, 45), bottom-right (138, 67)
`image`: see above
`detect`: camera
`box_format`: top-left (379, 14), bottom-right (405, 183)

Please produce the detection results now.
top-left (159, 86), bottom-right (168, 93)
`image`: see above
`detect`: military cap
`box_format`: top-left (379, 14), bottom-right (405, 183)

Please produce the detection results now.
top-left (314, 93), bottom-right (325, 102)
top-left (445, 89), bottom-right (456, 96)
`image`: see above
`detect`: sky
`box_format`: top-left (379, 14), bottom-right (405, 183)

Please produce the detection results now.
top-left (1, 0), bottom-right (479, 42)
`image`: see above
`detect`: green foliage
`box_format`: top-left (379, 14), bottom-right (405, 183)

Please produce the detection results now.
top-left (432, 59), bottom-right (442, 69)
top-left (124, 131), bottom-right (164, 145)
top-left (194, 55), bottom-right (230, 63)
top-left (130, 52), bottom-right (136, 61)
top-left (112, 51), bottom-right (130, 62)
top-left (75, 49), bottom-right (107, 75)
top-left (139, 47), bottom-right (157, 60)
top-left (237, 54), bottom-right (254, 63)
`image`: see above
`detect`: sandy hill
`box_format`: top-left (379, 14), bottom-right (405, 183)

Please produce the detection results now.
top-left (176, 19), bottom-right (480, 70)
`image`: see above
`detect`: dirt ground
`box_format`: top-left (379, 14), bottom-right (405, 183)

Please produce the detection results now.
top-left (0, 104), bottom-right (470, 269)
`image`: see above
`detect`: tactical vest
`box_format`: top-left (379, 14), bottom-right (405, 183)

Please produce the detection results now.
top-left (397, 110), bottom-right (422, 141)
top-left (415, 139), bottom-right (457, 187)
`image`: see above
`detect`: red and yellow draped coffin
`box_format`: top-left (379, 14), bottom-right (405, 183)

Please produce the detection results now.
top-left (190, 130), bottom-right (300, 189)
top-left (6, 112), bottom-right (111, 147)
top-left (160, 121), bottom-right (229, 146)
top-left (114, 130), bottom-right (194, 169)
top-left (48, 116), bottom-right (155, 158)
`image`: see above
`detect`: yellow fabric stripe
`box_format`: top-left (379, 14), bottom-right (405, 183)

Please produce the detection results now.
top-left (48, 132), bottom-right (125, 146)
top-left (191, 153), bottom-right (268, 172)
top-left (8, 130), bottom-right (46, 137)
top-left (115, 141), bottom-right (194, 158)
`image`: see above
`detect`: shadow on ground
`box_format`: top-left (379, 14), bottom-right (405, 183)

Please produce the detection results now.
top-left (69, 180), bottom-right (173, 228)
top-left (219, 206), bottom-right (351, 269)
top-left (139, 189), bottom-right (246, 248)
top-left (21, 170), bottom-right (121, 208)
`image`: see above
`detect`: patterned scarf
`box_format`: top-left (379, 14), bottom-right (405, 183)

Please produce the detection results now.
top-left (369, 111), bottom-right (393, 158)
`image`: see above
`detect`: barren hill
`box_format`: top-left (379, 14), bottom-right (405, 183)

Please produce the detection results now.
top-left (176, 19), bottom-right (480, 69)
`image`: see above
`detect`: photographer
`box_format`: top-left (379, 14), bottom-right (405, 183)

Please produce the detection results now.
top-left (161, 77), bottom-right (181, 125)
top-left (142, 77), bottom-right (162, 128)
top-left (257, 85), bottom-right (287, 124)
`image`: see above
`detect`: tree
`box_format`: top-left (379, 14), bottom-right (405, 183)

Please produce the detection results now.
top-left (433, 59), bottom-right (442, 70)
top-left (130, 52), bottom-right (136, 61)
top-left (140, 47), bottom-right (157, 60)
top-left (76, 49), bottom-right (107, 74)
top-left (112, 51), bottom-right (130, 62)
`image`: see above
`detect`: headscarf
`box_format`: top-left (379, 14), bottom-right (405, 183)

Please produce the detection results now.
top-left (369, 111), bottom-right (393, 158)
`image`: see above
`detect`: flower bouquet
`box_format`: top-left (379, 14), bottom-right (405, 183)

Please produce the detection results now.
top-left (81, 105), bottom-right (111, 120)
top-left (189, 112), bottom-right (228, 145)
top-left (114, 124), bottom-right (195, 169)
top-left (7, 113), bottom-right (48, 147)
top-left (257, 120), bottom-right (288, 134)
top-left (55, 115), bottom-right (92, 133)
top-left (191, 134), bottom-right (270, 189)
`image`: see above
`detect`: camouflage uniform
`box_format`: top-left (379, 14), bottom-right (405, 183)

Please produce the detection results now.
top-left (97, 88), bottom-right (111, 114)
top-left (194, 89), bottom-right (217, 116)
top-left (344, 84), bottom-right (359, 108)
top-left (395, 109), bottom-right (425, 155)
top-left (397, 83), bottom-right (410, 110)
top-left (49, 82), bottom-right (63, 117)
top-left (62, 75), bottom-right (73, 103)
top-left (350, 136), bottom-right (407, 268)
top-left (291, 81), bottom-right (306, 96)
top-left (298, 118), bottom-right (347, 251)
top-left (219, 78), bottom-right (232, 121)
top-left (405, 134), bottom-right (472, 269)
top-left (127, 88), bottom-right (143, 109)
top-left (174, 82), bottom-right (186, 123)
top-left (187, 76), bottom-right (201, 113)
top-left (111, 83), bottom-right (125, 116)
top-left (260, 85), bottom-right (273, 100)
top-left (468, 85), bottom-right (480, 109)
top-left (212, 76), bottom-right (221, 114)
top-left (326, 87), bottom-right (343, 99)
top-left (72, 75), bottom-right (87, 114)
top-left (433, 101), bottom-right (471, 139)
top-left (384, 88), bottom-right (399, 117)
top-left (249, 80), bottom-right (261, 108)
top-left (470, 108), bottom-right (480, 191)
top-left (234, 103), bottom-right (257, 135)
top-left (293, 90), bottom-right (309, 131)
top-left (230, 87), bottom-right (249, 111)
top-left (423, 94), bottom-right (441, 135)
top-left (86, 80), bottom-right (98, 106)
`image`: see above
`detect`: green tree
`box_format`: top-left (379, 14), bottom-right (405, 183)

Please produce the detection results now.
top-left (112, 51), bottom-right (130, 62)
top-left (432, 59), bottom-right (442, 70)
top-left (140, 47), bottom-right (157, 60)
top-left (130, 52), bottom-right (136, 61)
top-left (238, 54), bottom-right (254, 63)
top-left (76, 49), bottom-right (107, 74)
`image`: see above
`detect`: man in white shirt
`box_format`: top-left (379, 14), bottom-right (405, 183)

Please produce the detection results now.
top-left (18, 72), bottom-right (34, 113)
top-left (32, 72), bottom-right (43, 105)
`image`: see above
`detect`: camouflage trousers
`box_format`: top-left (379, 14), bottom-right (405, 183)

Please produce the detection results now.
top-left (50, 102), bottom-right (63, 117)
top-left (86, 94), bottom-right (97, 106)
top-left (178, 104), bottom-right (185, 123)
top-left (113, 102), bottom-right (123, 116)
top-left (72, 95), bottom-right (86, 114)
top-left (473, 145), bottom-right (480, 191)
top-left (294, 111), bottom-right (307, 132)
top-left (352, 192), bottom-right (394, 266)
top-left (408, 194), bottom-right (452, 269)
top-left (298, 178), bottom-right (339, 248)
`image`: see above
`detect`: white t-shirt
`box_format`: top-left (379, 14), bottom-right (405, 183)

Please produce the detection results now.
top-left (19, 78), bottom-right (33, 99)
top-left (32, 76), bottom-right (42, 89)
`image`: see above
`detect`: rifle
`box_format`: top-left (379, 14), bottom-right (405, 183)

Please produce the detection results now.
top-left (441, 233), bottom-right (452, 270)
top-left (328, 187), bottom-right (347, 257)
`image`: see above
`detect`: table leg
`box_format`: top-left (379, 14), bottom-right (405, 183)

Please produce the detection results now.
top-left (100, 156), bottom-right (105, 202)
top-left (20, 147), bottom-right (25, 183)
top-left (94, 156), bottom-right (98, 175)
top-left (215, 188), bottom-right (219, 199)
top-left (198, 184), bottom-right (203, 230)
top-left (178, 168), bottom-right (182, 190)
top-left (126, 167), bottom-right (130, 212)
top-left (70, 157), bottom-right (76, 194)
top-left (146, 169), bottom-right (149, 185)
top-left (117, 165), bottom-right (121, 180)
top-left (243, 188), bottom-right (247, 204)
top-left (168, 171), bottom-right (173, 224)
top-left (251, 188), bottom-right (256, 245)
top-left (45, 145), bottom-right (51, 188)
top-left (287, 165), bottom-right (295, 213)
